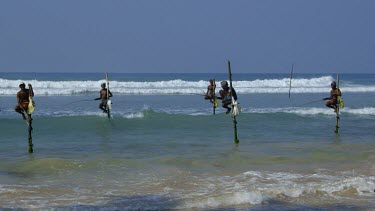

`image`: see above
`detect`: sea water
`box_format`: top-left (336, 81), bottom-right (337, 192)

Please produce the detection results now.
top-left (0, 73), bottom-right (374, 210)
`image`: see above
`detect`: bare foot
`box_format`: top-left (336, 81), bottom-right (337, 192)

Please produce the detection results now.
top-left (226, 108), bottom-right (231, 114)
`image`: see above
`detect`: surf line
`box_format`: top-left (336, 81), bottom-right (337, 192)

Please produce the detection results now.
top-left (228, 60), bottom-right (240, 144)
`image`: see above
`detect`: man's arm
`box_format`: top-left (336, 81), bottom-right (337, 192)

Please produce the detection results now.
top-left (323, 95), bottom-right (332, 100)
top-left (231, 88), bottom-right (237, 101)
top-left (323, 94), bottom-right (332, 101)
top-left (17, 92), bottom-right (21, 104)
top-left (217, 90), bottom-right (224, 100)
top-left (28, 84), bottom-right (34, 97)
top-left (108, 90), bottom-right (113, 98)
top-left (337, 89), bottom-right (342, 96)
top-left (206, 85), bottom-right (210, 96)
top-left (94, 91), bottom-right (103, 100)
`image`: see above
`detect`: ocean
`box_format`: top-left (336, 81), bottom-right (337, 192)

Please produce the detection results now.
top-left (0, 72), bottom-right (374, 210)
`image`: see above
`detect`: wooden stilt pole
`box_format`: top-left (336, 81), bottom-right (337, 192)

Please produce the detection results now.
top-left (213, 79), bottom-right (216, 115)
top-left (334, 73), bottom-right (340, 134)
top-left (228, 60), bottom-right (239, 144)
top-left (28, 116), bottom-right (33, 153)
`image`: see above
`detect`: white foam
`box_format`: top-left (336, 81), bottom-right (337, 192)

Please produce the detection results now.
top-left (242, 170), bottom-right (375, 198)
top-left (245, 107), bottom-right (375, 116)
top-left (1, 171), bottom-right (374, 209)
top-left (344, 107), bottom-right (375, 115)
top-left (1, 76), bottom-right (374, 95)
top-left (184, 170), bottom-right (375, 209)
top-left (122, 112), bottom-right (145, 119)
top-left (183, 191), bottom-right (264, 209)
top-left (42, 111), bottom-right (105, 117)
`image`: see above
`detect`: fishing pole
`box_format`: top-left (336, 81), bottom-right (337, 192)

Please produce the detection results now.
top-left (288, 64), bottom-right (294, 99)
top-left (64, 99), bottom-right (95, 106)
top-left (188, 91), bottom-right (207, 96)
top-left (188, 93), bottom-right (205, 96)
top-left (298, 99), bottom-right (324, 107)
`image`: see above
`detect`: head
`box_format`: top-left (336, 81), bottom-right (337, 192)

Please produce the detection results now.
top-left (19, 83), bottom-right (26, 89)
top-left (101, 83), bottom-right (106, 88)
top-left (331, 81), bottom-right (337, 89)
top-left (221, 80), bottom-right (228, 88)
top-left (209, 79), bottom-right (214, 84)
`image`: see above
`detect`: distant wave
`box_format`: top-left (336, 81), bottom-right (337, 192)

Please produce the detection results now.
top-left (1, 76), bottom-right (375, 95)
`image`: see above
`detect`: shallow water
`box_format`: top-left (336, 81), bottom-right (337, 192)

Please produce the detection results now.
top-left (0, 73), bottom-right (374, 210)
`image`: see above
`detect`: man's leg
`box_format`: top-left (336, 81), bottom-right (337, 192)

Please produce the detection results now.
top-left (99, 101), bottom-right (108, 113)
top-left (99, 103), bottom-right (107, 113)
top-left (14, 105), bottom-right (26, 120)
top-left (326, 100), bottom-right (337, 112)
top-left (223, 101), bottom-right (231, 114)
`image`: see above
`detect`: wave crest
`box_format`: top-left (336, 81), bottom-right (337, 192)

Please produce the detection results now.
top-left (1, 76), bottom-right (374, 95)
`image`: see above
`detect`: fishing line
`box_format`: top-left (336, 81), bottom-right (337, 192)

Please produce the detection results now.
top-left (297, 99), bottom-right (324, 107)
top-left (64, 99), bottom-right (95, 106)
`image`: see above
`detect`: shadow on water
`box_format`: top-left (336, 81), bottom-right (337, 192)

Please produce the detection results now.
top-left (244, 199), bottom-right (371, 211)
top-left (48, 194), bottom-right (181, 210)
top-left (1, 196), bottom-right (369, 211)
top-left (0, 170), bottom-right (34, 178)
top-left (202, 198), bottom-right (372, 211)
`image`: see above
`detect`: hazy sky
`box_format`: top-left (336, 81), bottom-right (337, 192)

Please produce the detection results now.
top-left (1, 0), bottom-right (374, 73)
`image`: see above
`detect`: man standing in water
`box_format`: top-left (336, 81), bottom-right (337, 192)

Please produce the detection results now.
top-left (323, 81), bottom-right (341, 113)
top-left (14, 83), bottom-right (34, 120)
top-left (218, 80), bottom-right (237, 114)
top-left (204, 79), bottom-right (215, 103)
top-left (95, 83), bottom-right (113, 113)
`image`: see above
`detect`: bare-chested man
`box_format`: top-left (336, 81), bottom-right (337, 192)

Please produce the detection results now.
top-left (95, 83), bottom-right (113, 113)
top-left (204, 79), bottom-right (215, 103)
top-left (14, 83), bottom-right (34, 120)
top-left (218, 81), bottom-right (237, 114)
top-left (323, 81), bottom-right (341, 113)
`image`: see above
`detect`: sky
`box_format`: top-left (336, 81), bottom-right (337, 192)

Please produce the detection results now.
top-left (0, 0), bottom-right (374, 73)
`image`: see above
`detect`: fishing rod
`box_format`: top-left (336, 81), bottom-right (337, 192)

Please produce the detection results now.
top-left (64, 99), bottom-right (95, 106)
top-left (188, 91), bottom-right (207, 96)
top-left (297, 99), bottom-right (324, 107)
top-left (288, 64), bottom-right (294, 99)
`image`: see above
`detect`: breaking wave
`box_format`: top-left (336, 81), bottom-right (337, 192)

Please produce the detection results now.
top-left (1, 76), bottom-right (374, 95)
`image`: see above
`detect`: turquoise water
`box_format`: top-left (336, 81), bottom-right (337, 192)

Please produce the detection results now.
top-left (0, 73), bottom-right (374, 210)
